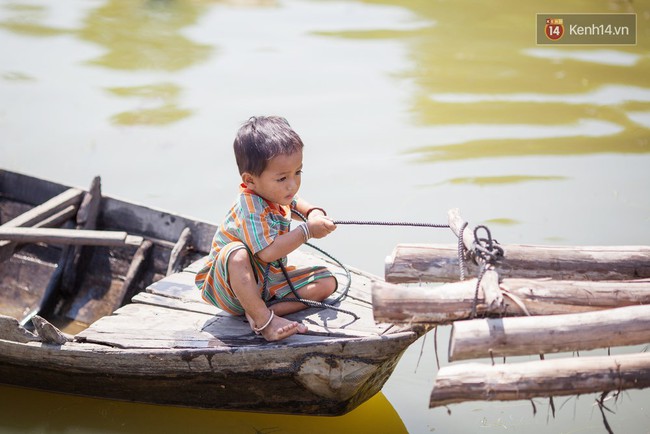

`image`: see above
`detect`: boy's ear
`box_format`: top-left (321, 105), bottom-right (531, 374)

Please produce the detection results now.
top-left (241, 172), bottom-right (255, 186)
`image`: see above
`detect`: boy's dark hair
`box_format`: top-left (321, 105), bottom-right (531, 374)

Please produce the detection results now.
top-left (234, 116), bottom-right (304, 176)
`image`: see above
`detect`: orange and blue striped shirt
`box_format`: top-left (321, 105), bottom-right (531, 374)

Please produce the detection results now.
top-left (206, 184), bottom-right (297, 272)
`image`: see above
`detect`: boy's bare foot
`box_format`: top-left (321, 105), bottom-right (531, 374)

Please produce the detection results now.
top-left (246, 310), bottom-right (307, 342)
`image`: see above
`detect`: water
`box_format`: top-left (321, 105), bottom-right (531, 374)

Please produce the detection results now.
top-left (1, 0), bottom-right (649, 432)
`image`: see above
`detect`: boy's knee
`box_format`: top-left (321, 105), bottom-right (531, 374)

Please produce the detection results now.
top-left (227, 248), bottom-right (252, 271)
top-left (324, 276), bottom-right (337, 297)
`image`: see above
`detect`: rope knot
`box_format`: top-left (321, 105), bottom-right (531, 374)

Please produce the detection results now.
top-left (471, 225), bottom-right (504, 266)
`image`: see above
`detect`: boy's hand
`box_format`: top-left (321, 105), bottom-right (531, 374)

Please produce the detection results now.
top-left (307, 215), bottom-right (336, 239)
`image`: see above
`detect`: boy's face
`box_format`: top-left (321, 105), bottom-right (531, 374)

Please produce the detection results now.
top-left (243, 150), bottom-right (303, 206)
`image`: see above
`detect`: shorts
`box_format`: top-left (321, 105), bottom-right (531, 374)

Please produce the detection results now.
top-left (194, 241), bottom-right (335, 315)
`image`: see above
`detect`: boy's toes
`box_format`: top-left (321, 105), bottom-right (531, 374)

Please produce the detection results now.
top-left (263, 316), bottom-right (307, 342)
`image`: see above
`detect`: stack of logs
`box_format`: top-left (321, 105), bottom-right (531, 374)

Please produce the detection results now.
top-left (372, 209), bottom-right (650, 409)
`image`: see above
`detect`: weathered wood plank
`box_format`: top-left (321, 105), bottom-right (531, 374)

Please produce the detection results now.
top-left (385, 243), bottom-right (650, 283)
top-left (0, 188), bottom-right (83, 261)
top-left (61, 176), bottom-right (102, 291)
top-left (0, 315), bottom-right (40, 343)
top-left (69, 240), bottom-right (154, 326)
top-left (372, 278), bottom-right (650, 324)
top-left (132, 291), bottom-right (224, 316)
top-left (147, 271), bottom-right (383, 332)
top-left (430, 352), bottom-right (650, 408)
top-left (77, 301), bottom-right (384, 349)
top-left (0, 227), bottom-right (143, 246)
top-left (118, 240), bottom-right (153, 306)
top-left (0, 188), bottom-right (82, 229)
top-left (166, 227), bottom-right (191, 276)
top-left (33, 205), bottom-right (77, 229)
top-left (150, 258), bottom-right (373, 310)
top-left (0, 252), bottom-right (58, 320)
top-left (134, 289), bottom-right (383, 337)
top-left (449, 304), bottom-right (650, 361)
top-left (31, 315), bottom-right (70, 345)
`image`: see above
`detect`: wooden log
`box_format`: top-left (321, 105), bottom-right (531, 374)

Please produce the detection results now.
top-left (429, 352), bottom-right (650, 408)
top-left (447, 208), bottom-right (473, 251)
top-left (372, 278), bottom-right (650, 324)
top-left (0, 227), bottom-right (143, 247)
top-left (479, 268), bottom-right (504, 314)
top-left (166, 227), bottom-right (191, 276)
top-left (385, 243), bottom-right (650, 283)
top-left (0, 188), bottom-right (83, 261)
top-left (449, 304), bottom-right (650, 361)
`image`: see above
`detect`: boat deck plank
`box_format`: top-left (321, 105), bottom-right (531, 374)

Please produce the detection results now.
top-left (77, 250), bottom-right (392, 349)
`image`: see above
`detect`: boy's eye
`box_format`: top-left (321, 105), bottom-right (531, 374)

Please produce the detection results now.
top-left (277, 176), bottom-right (287, 182)
top-left (296, 170), bottom-right (303, 175)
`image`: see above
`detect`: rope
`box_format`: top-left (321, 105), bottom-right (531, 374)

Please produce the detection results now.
top-left (263, 210), bottom-right (359, 319)
top-left (334, 220), bottom-right (449, 229)
top-left (264, 213), bottom-right (502, 321)
top-left (458, 221), bottom-right (469, 281)
top-left (468, 225), bottom-right (504, 318)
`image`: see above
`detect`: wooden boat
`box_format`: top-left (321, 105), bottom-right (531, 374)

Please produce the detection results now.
top-left (0, 169), bottom-right (421, 415)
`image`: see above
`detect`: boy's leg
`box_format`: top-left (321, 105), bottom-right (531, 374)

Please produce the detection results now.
top-left (271, 275), bottom-right (337, 316)
top-left (227, 248), bottom-right (307, 341)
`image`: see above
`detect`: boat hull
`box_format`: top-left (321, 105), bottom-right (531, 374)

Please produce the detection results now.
top-left (0, 331), bottom-right (416, 415)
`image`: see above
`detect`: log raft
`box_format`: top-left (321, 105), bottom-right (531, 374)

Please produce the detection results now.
top-left (374, 208), bottom-right (650, 410)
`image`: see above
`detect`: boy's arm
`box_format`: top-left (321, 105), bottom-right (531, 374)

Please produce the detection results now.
top-left (256, 199), bottom-right (336, 263)
top-left (255, 227), bottom-right (308, 263)
top-left (292, 197), bottom-right (326, 220)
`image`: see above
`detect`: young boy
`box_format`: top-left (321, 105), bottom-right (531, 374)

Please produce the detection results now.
top-left (195, 116), bottom-right (338, 341)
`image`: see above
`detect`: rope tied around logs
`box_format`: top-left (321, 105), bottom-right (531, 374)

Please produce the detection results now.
top-left (471, 225), bottom-right (504, 266)
top-left (459, 224), bottom-right (506, 319)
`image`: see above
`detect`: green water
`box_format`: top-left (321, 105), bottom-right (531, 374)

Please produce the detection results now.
top-left (1, 0), bottom-right (649, 432)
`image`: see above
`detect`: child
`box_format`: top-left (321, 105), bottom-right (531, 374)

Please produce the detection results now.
top-left (195, 116), bottom-right (338, 341)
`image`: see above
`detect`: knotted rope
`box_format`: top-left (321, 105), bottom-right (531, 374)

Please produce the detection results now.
top-left (467, 225), bottom-right (504, 318)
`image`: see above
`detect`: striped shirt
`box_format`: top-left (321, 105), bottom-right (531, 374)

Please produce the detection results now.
top-left (195, 184), bottom-right (334, 314)
top-left (207, 184), bottom-right (296, 273)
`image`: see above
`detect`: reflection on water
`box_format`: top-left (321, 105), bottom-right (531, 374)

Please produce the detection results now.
top-left (410, 125), bottom-right (649, 162)
top-left (342, 0), bottom-right (650, 164)
top-left (106, 82), bottom-right (192, 125)
top-left (426, 175), bottom-right (568, 187)
top-left (0, 385), bottom-right (407, 434)
top-left (80, 0), bottom-right (212, 71)
top-left (0, 0), bottom-right (211, 126)
top-left (0, 3), bottom-right (71, 37)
